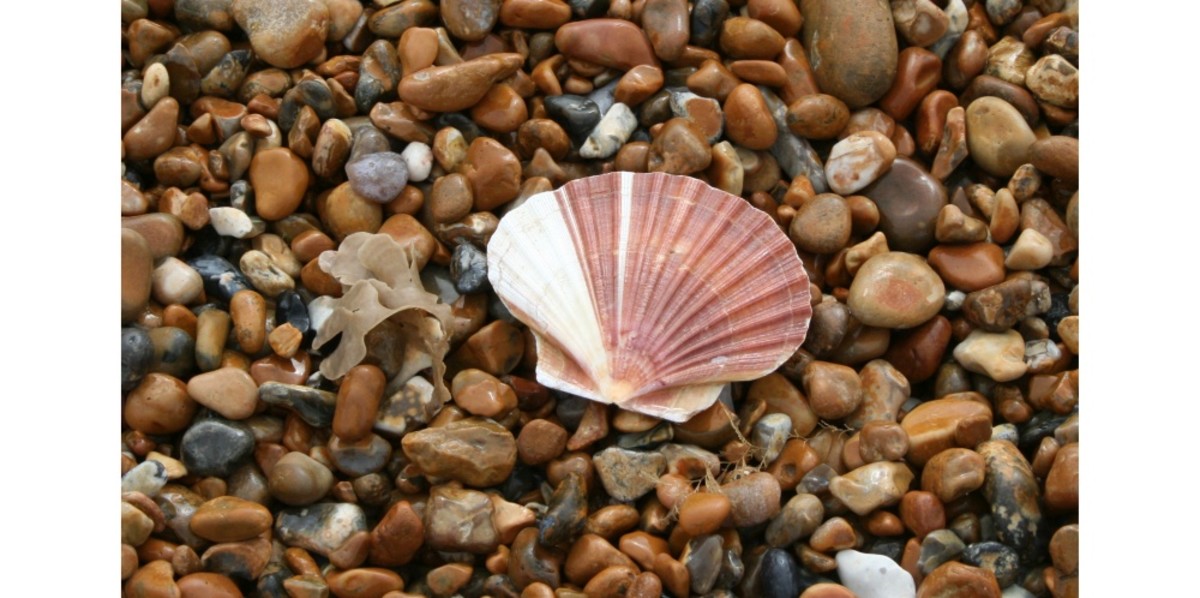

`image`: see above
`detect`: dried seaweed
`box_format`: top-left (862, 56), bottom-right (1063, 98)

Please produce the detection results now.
top-left (312, 232), bottom-right (455, 404)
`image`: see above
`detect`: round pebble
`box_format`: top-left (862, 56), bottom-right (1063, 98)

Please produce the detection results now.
top-left (847, 252), bottom-right (946, 329)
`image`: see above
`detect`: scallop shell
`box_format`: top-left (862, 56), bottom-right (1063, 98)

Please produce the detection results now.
top-left (486, 172), bottom-right (812, 422)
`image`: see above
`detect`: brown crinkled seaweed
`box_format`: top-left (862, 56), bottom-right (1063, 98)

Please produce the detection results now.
top-left (312, 232), bottom-right (455, 404)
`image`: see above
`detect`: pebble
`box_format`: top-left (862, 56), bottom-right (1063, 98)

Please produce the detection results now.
top-left (146, 326), bottom-right (195, 379)
top-left (803, 361), bottom-right (862, 421)
top-left (801, 0), bottom-right (897, 108)
top-left (917, 529), bottom-right (965, 574)
top-left (327, 432), bottom-right (392, 476)
top-left (181, 419), bottom-right (255, 477)
top-left (500, 0), bottom-right (572, 29)
top-left (121, 229), bottom-right (153, 322)
top-left (345, 152), bottom-right (407, 204)
top-left (232, 0), bottom-right (328, 68)
top-left (786, 94), bottom-right (849, 140)
top-left (554, 19), bottom-right (658, 70)
top-left (451, 242), bottom-right (489, 294)
top-left (829, 462), bottom-right (913, 516)
top-left (401, 417), bottom-right (517, 487)
top-left (327, 569), bottom-right (404, 597)
top-left (927, 242), bottom-right (1006, 292)
top-left (847, 252), bottom-right (945, 329)
top-left (690, 0), bottom-right (729, 47)
top-left (789, 193), bottom-right (851, 255)
top-left (961, 277), bottom-right (1050, 332)
top-left (1005, 229), bottom-right (1053, 270)
top-left (190, 496), bottom-right (273, 543)
top-left (442, 0), bottom-right (500, 41)
top-left (724, 84), bottom-right (777, 150)
top-left (962, 541), bottom-right (1020, 589)
top-left (258, 382), bottom-right (334, 427)
top-left (676, 492), bottom-right (731, 537)
top-left (901, 396), bottom-right (992, 466)
top-left (126, 560), bottom-right (181, 597)
top-left (892, 0), bottom-right (949, 48)
top-left (861, 157), bottom-right (947, 253)
top-left (1021, 199), bottom-right (1077, 265)
top-left (751, 413), bottom-right (792, 462)
top-left (670, 91), bottom-right (723, 143)
top-left (765, 493), bottom-right (823, 547)
top-left (642, 0), bottom-right (689, 61)
top-left (125, 373), bottom-right (197, 435)
top-left (239, 250), bottom-right (295, 298)
top-left (593, 447), bottom-right (666, 502)
top-left (452, 368), bottom-right (518, 418)
top-left (544, 94), bottom-right (602, 142)
top-left (399, 53), bottom-right (524, 113)
top-left (1029, 135), bottom-right (1078, 181)
top-left (977, 440), bottom-right (1042, 561)
top-left (684, 535), bottom-right (724, 594)
top-left (836, 549), bottom-right (916, 598)
top-left (188, 255), bottom-right (251, 302)
top-left (581, 103), bottom-right (638, 159)
top-left (427, 485), bottom-right (499, 553)
top-left (250, 147), bottom-right (310, 221)
top-left (370, 500), bottom-right (424, 566)
top-left (268, 451), bottom-right (334, 506)
top-left (176, 572), bottom-right (244, 597)
top-left (964, 96), bottom-right (1037, 177)
top-left (720, 17), bottom-right (784, 60)
top-left (1044, 442), bottom-right (1078, 511)
top-left (615, 65), bottom-right (664, 107)
top-left (187, 367), bottom-right (259, 420)
top-left (565, 534), bottom-right (637, 586)
top-left (122, 460), bottom-right (170, 497)
top-left (122, 327), bottom-right (154, 392)
top-left (953, 329), bottom-right (1029, 382)
top-left (648, 118), bottom-right (712, 174)
top-left (720, 471), bottom-right (781, 526)
top-left (275, 502), bottom-right (367, 558)
top-left (464, 137), bottom-right (522, 211)
top-left (124, 96), bottom-right (179, 161)
top-left (922, 448), bottom-right (985, 504)
top-left (919, 562), bottom-right (1001, 598)
top-left (826, 131), bottom-right (897, 195)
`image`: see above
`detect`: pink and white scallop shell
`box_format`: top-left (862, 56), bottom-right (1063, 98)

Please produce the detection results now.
top-left (487, 172), bottom-right (812, 422)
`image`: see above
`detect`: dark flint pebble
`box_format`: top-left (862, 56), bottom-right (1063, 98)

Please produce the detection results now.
top-left (188, 254), bottom-right (252, 302)
top-left (276, 290), bottom-right (312, 338)
top-left (538, 473), bottom-right (588, 547)
top-left (544, 95), bottom-right (602, 143)
top-left (181, 419), bottom-right (255, 477)
top-left (567, 0), bottom-right (610, 19)
top-left (149, 326), bottom-right (197, 378)
top-left (122, 327), bottom-right (154, 392)
top-left (451, 242), bottom-right (489, 295)
top-left (259, 381), bottom-right (336, 427)
top-left (201, 50), bottom-right (252, 98)
top-left (554, 393), bottom-right (590, 430)
top-left (963, 541), bottom-right (1021, 588)
top-left (690, 0), bottom-right (730, 47)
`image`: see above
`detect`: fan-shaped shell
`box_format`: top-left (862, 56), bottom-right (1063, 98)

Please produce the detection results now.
top-left (486, 172), bottom-right (812, 422)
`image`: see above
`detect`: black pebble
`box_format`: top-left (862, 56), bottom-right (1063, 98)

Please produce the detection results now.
top-left (567, 0), bottom-right (609, 19)
top-left (181, 419), bottom-right (255, 477)
top-left (690, 0), bottom-right (730, 47)
top-left (188, 254), bottom-right (252, 302)
top-left (122, 327), bottom-right (154, 393)
top-left (544, 95), bottom-right (602, 143)
top-left (759, 548), bottom-right (819, 598)
top-left (451, 242), bottom-right (489, 295)
top-left (963, 541), bottom-right (1021, 588)
top-left (435, 112), bottom-right (486, 143)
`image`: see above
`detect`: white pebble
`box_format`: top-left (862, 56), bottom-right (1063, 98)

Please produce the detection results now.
top-left (1005, 228), bottom-right (1053, 270)
top-left (835, 549), bottom-right (916, 598)
top-left (944, 290), bottom-right (966, 311)
top-left (825, 131), bottom-right (897, 195)
top-left (580, 103), bottom-right (637, 159)
top-left (151, 257), bottom-right (203, 305)
top-left (140, 62), bottom-right (169, 108)
top-left (209, 207), bottom-right (254, 238)
top-left (121, 460), bottom-right (169, 496)
top-left (1002, 585), bottom-right (1037, 598)
top-left (401, 142), bottom-right (433, 182)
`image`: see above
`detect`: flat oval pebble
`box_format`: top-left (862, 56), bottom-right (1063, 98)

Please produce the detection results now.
top-left (848, 252), bottom-right (945, 329)
top-left (964, 96), bottom-right (1036, 177)
top-left (825, 131), bottom-right (897, 195)
top-left (801, 0), bottom-right (898, 108)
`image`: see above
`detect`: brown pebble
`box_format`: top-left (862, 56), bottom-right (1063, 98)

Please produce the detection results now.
top-left (687, 60), bottom-right (741, 102)
top-left (125, 97), bottom-right (180, 161)
top-left (920, 447), bottom-right (987, 503)
top-left (899, 490), bottom-right (945, 539)
top-left (318, 182), bottom-right (384, 242)
top-left (250, 148), bottom-right (310, 221)
top-left (786, 94), bottom-right (849, 140)
top-left (452, 368), bottom-right (519, 418)
top-left (878, 47), bottom-right (942, 121)
top-left (554, 19), bottom-right (659, 71)
top-left (677, 492), bottom-right (732, 537)
top-left (1029, 135), bottom-right (1079, 181)
top-left (652, 553), bottom-right (690, 598)
top-left (917, 561), bottom-right (1001, 598)
top-left (720, 17), bottom-right (785, 60)
top-left (125, 373), bottom-right (197, 435)
top-left (189, 496), bottom-right (272, 543)
top-left (615, 65), bottom-right (665, 107)
top-left (809, 516), bottom-right (857, 552)
top-left (471, 84), bottom-right (529, 133)
top-left (187, 367), bottom-right (259, 420)
top-left (326, 568), bottom-right (405, 598)
top-left (370, 501), bottom-right (425, 566)
top-left (927, 242), bottom-right (1006, 292)
top-left (399, 53), bottom-right (524, 113)
top-left (229, 290), bottom-right (266, 354)
top-left (641, 0), bottom-right (689, 61)
top-left (647, 118), bottom-right (711, 175)
top-left (499, 0), bottom-right (571, 29)
top-left (333, 364), bottom-right (387, 442)
top-left (125, 560), bottom-right (180, 598)
top-left (1043, 442), bottom-right (1078, 511)
top-left (964, 96), bottom-right (1037, 178)
top-left (123, 213), bottom-right (185, 260)
top-left (902, 396), bottom-right (992, 466)
top-left (565, 534), bottom-right (638, 587)
top-left (122, 229), bottom-right (154, 322)
top-left (177, 572), bottom-right (243, 598)
top-left (723, 84), bottom-right (777, 150)
top-left (801, 0), bottom-right (898, 108)
top-left (517, 419), bottom-right (569, 465)
top-left (463, 137), bottom-right (522, 211)
top-left (801, 583), bottom-right (857, 598)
